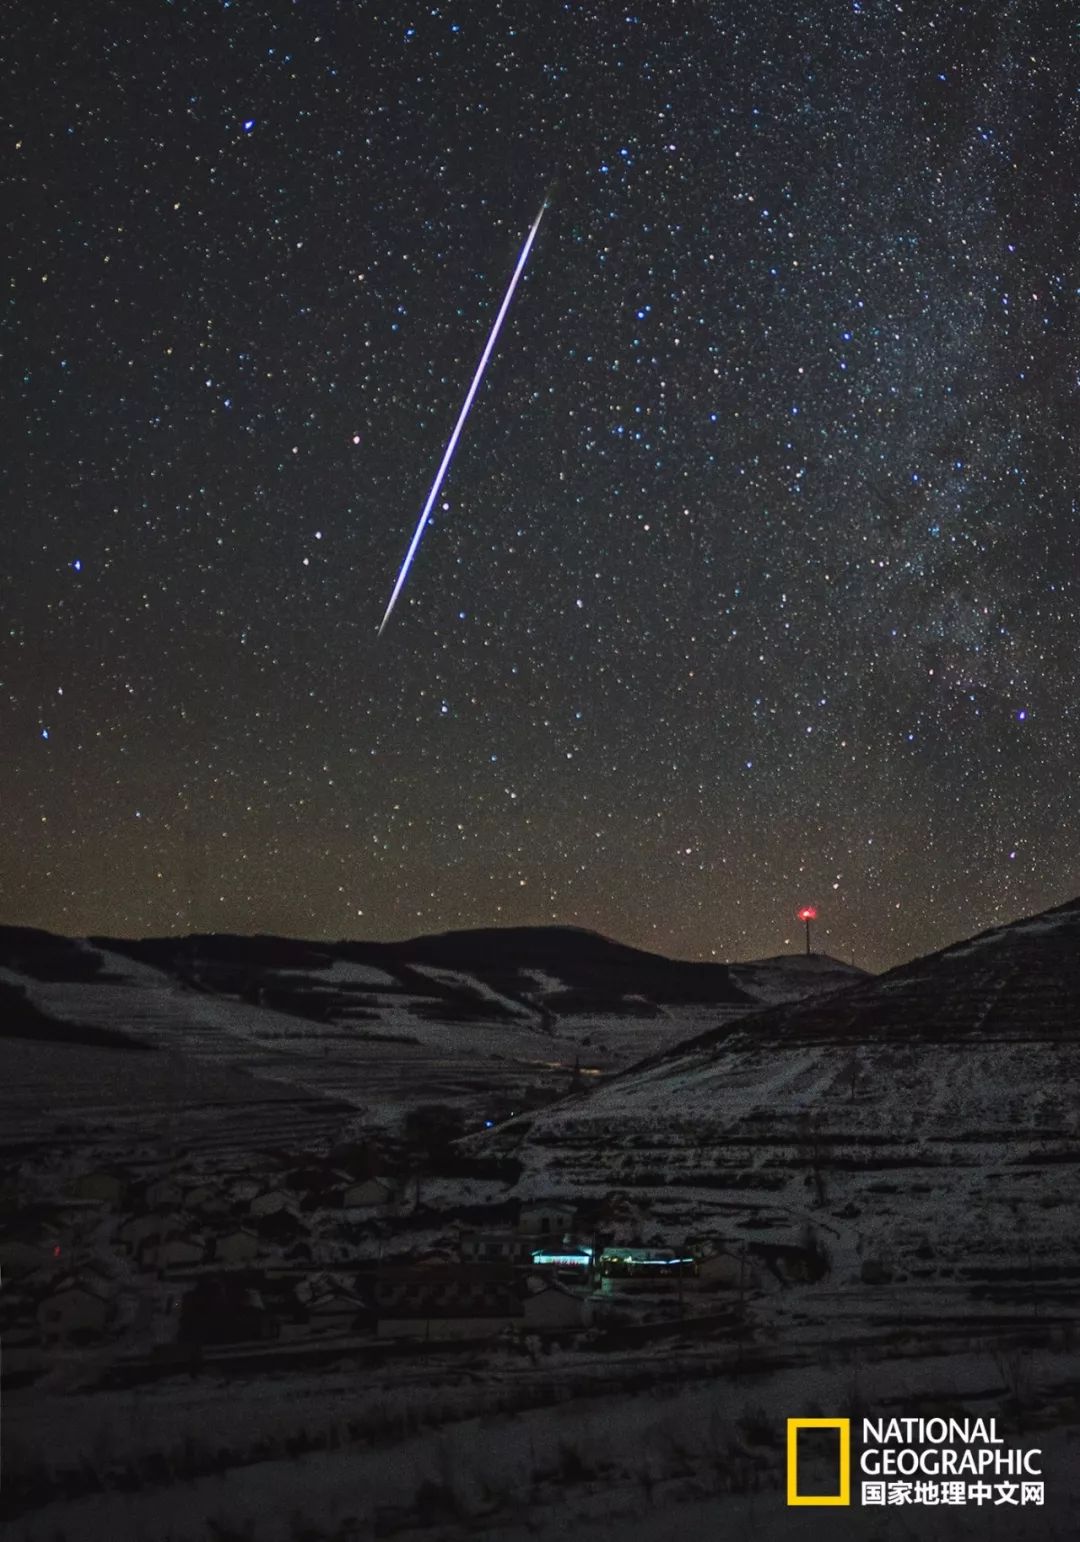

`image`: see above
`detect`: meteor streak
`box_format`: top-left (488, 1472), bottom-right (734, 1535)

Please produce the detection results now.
top-left (377, 193), bottom-right (550, 635)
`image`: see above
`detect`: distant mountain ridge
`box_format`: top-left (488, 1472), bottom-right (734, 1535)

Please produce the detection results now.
top-left (0, 921), bottom-right (871, 1150)
top-left (0, 921), bottom-right (870, 1023)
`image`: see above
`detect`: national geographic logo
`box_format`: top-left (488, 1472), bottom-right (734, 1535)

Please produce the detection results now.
top-left (787, 1416), bottom-right (1045, 1509)
top-left (787, 1418), bottom-right (851, 1506)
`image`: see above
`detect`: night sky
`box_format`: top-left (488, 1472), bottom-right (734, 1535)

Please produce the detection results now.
top-left (5, 2), bottom-right (1077, 971)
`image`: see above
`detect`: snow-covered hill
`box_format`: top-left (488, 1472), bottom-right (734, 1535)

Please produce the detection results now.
top-left (470, 896), bottom-right (1080, 1338)
top-left (0, 924), bottom-right (868, 1151)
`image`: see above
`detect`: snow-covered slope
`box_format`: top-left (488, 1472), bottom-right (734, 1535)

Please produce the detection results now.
top-left (0, 925), bottom-right (870, 1140)
top-left (471, 896), bottom-right (1080, 1331)
top-left (728, 950), bottom-right (865, 1006)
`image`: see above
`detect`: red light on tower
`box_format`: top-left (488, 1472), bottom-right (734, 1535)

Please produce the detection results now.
top-left (796, 905), bottom-right (818, 955)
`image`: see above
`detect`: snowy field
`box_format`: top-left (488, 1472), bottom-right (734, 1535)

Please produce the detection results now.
top-left (9, 1338), bottom-right (1080, 1540)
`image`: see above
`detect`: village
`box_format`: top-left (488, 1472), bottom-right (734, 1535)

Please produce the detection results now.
top-left (6, 898), bottom-right (1080, 1539)
top-left (3, 1125), bottom-right (766, 1386)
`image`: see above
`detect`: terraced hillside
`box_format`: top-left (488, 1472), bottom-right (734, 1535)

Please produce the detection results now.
top-left (476, 896), bottom-right (1080, 1338)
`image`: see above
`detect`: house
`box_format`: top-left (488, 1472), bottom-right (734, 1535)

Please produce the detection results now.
top-left (0, 1238), bottom-right (60, 1279)
top-left (182, 1184), bottom-right (217, 1210)
top-left (36, 1275), bottom-right (111, 1341)
top-left (410, 1249), bottom-right (457, 1268)
top-left (368, 1265), bottom-right (522, 1340)
top-left (298, 1275), bottom-right (367, 1334)
top-left (521, 1280), bottom-right (591, 1331)
top-left (149, 1233), bottom-right (208, 1271)
top-left (228, 1177), bottom-right (262, 1203)
top-left (47, 1206), bottom-right (105, 1254)
top-left (145, 1178), bottom-right (183, 1209)
top-left (214, 1227), bottom-right (260, 1265)
top-left (598, 1246), bottom-right (699, 1290)
top-left (116, 1213), bottom-right (167, 1256)
top-left (527, 1242), bottom-right (593, 1273)
top-left (339, 1176), bottom-right (396, 1208)
top-left (517, 1203), bottom-right (577, 1238)
top-left (249, 1188), bottom-right (295, 1218)
top-left (460, 1230), bottom-right (534, 1265)
top-left (70, 1171), bottom-right (126, 1206)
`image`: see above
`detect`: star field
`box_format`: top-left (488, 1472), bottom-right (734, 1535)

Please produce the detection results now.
top-left (4, 2), bottom-right (1078, 970)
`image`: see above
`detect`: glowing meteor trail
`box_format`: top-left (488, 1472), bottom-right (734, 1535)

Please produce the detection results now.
top-left (377, 194), bottom-right (549, 635)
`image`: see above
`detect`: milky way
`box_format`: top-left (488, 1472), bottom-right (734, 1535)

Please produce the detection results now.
top-left (4, 3), bottom-right (1077, 969)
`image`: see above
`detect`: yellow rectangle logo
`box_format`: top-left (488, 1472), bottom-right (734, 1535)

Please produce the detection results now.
top-left (787, 1418), bottom-right (851, 1505)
